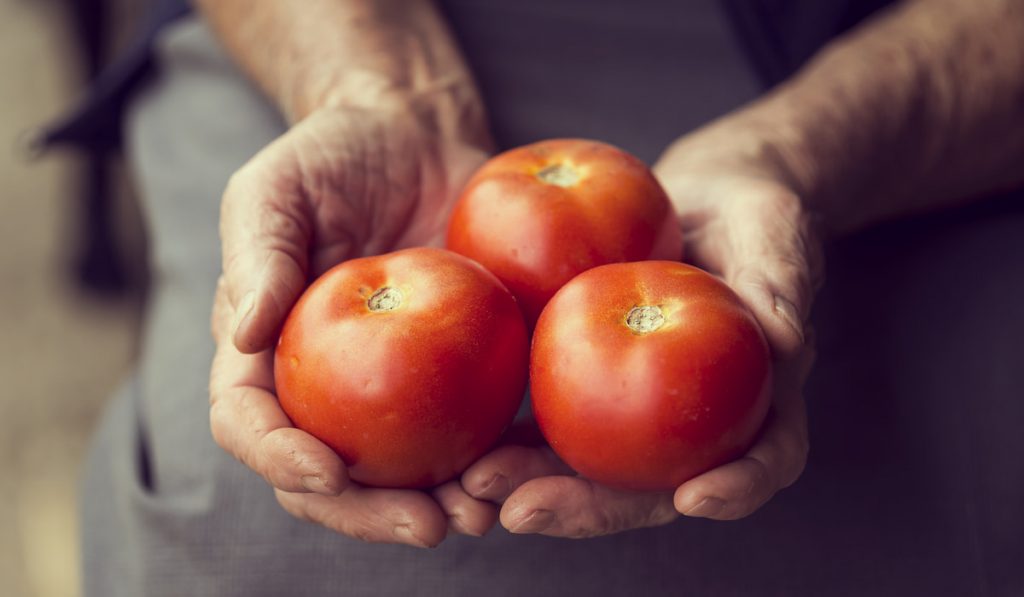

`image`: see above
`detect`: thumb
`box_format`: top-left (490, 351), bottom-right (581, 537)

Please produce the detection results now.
top-left (219, 165), bottom-right (311, 353)
top-left (730, 264), bottom-right (808, 360)
top-left (723, 194), bottom-right (822, 359)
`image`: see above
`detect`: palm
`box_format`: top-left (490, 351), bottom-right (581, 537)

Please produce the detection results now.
top-left (250, 108), bottom-right (488, 279)
top-left (667, 174), bottom-right (821, 320)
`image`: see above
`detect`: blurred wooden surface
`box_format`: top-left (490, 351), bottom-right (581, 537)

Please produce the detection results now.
top-left (0, 0), bottom-right (144, 595)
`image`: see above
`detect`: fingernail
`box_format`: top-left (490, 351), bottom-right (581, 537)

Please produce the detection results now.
top-left (474, 474), bottom-right (510, 500)
top-left (773, 295), bottom-right (804, 344)
top-left (394, 524), bottom-right (433, 548)
top-left (232, 291), bottom-right (256, 340)
top-left (684, 497), bottom-right (726, 518)
top-left (300, 475), bottom-right (335, 496)
top-left (509, 509), bottom-right (555, 534)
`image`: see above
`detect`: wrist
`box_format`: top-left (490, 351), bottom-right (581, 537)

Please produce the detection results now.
top-left (656, 103), bottom-right (817, 203)
top-left (290, 69), bottom-right (493, 152)
top-left (691, 87), bottom-right (874, 237)
top-left (654, 104), bottom-right (833, 260)
top-left (733, 95), bottom-right (835, 227)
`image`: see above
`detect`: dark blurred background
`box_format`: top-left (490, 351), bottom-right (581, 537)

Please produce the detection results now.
top-left (1, 1), bottom-right (145, 595)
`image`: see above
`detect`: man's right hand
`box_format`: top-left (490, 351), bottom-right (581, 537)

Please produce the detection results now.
top-left (208, 104), bottom-right (496, 547)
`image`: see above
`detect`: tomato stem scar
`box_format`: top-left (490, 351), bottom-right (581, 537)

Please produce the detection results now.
top-left (367, 287), bottom-right (403, 312)
top-left (536, 163), bottom-right (579, 187)
top-left (626, 305), bottom-right (665, 334)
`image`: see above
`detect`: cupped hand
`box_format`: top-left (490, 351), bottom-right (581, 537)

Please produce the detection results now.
top-left (461, 126), bottom-right (823, 537)
top-left (208, 104), bottom-right (497, 547)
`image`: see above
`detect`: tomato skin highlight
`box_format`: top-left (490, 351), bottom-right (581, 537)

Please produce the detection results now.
top-left (274, 247), bottom-right (529, 489)
top-left (446, 139), bottom-right (682, 327)
top-left (530, 261), bottom-right (772, 492)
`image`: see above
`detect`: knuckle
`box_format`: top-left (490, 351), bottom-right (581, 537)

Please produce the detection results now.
top-left (220, 170), bottom-right (250, 224)
top-left (586, 508), bottom-right (615, 538)
top-left (345, 519), bottom-right (381, 543)
top-left (220, 250), bottom-right (245, 282)
top-left (260, 429), bottom-right (305, 477)
top-left (322, 504), bottom-right (388, 542)
top-left (579, 484), bottom-right (616, 537)
top-left (208, 398), bottom-right (230, 448)
top-left (210, 287), bottom-right (230, 341)
top-left (214, 274), bottom-right (229, 298)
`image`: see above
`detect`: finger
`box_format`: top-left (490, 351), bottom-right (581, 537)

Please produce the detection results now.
top-left (461, 444), bottom-right (575, 503)
top-left (210, 289), bottom-right (347, 495)
top-left (220, 154), bottom-right (312, 354)
top-left (500, 476), bottom-right (678, 538)
top-left (275, 486), bottom-right (448, 548)
top-left (209, 383), bottom-right (348, 496)
top-left (431, 481), bottom-right (498, 537)
top-left (674, 362), bottom-right (811, 520)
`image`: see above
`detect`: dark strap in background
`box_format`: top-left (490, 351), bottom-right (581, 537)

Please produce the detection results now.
top-left (30, 0), bottom-right (190, 154)
top-left (722, 0), bottom-right (895, 88)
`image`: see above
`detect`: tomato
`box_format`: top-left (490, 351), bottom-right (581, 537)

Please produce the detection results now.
top-left (530, 261), bottom-right (771, 491)
top-left (446, 139), bottom-right (682, 327)
top-left (274, 247), bottom-right (529, 489)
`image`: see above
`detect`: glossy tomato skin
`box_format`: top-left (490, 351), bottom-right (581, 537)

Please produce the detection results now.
top-left (530, 261), bottom-right (771, 492)
top-left (446, 139), bottom-right (682, 327)
top-left (274, 247), bottom-right (529, 489)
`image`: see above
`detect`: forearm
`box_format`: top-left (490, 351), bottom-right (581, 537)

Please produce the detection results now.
top-left (696, 0), bottom-right (1024, 234)
top-left (193, 0), bottom-right (489, 145)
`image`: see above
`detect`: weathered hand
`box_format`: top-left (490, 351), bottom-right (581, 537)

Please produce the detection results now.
top-left (209, 105), bottom-right (496, 547)
top-left (656, 132), bottom-right (822, 519)
top-left (461, 127), bottom-right (822, 537)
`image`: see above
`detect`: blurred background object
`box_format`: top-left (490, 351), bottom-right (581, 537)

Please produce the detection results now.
top-left (1, 0), bottom-right (145, 595)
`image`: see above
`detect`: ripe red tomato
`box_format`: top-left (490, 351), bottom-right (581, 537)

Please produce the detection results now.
top-left (530, 261), bottom-right (772, 491)
top-left (274, 247), bottom-right (529, 489)
top-left (446, 139), bottom-right (682, 327)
